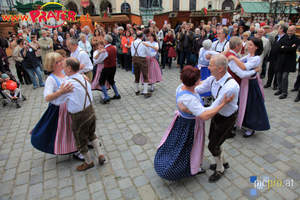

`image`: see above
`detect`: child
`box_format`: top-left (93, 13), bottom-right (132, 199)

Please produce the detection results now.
top-left (1, 73), bottom-right (20, 100)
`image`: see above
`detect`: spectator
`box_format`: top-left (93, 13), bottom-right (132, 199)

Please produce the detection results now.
top-left (211, 28), bottom-right (229, 53)
top-left (248, 25), bottom-right (257, 39)
top-left (238, 32), bottom-right (250, 58)
top-left (205, 25), bottom-right (215, 41)
top-left (53, 35), bottom-right (62, 51)
top-left (62, 32), bottom-right (71, 57)
top-left (121, 30), bottom-right (134, 71)
top-left (69, 29), bottom-right (78, 39)
top-left (57, 27), bottom-right (64, 37)
top-left (30, 34), bottom-right (43, 71)
top-left (130, 29), bottom-right (136, 40)
top-left (162, 30), bottom-right (175, 69)
top-left (83, 26), bottom-right (93, 44)
top-left (194, 28), bottom-right (207, 60)
top-left (13, 39), bottom-right (31, 84)
top-left (38, 30), bottom-right (53, 74)
top-left (158, 25), bottom-right (169, 65)
top-left (236, 26), bottom-right (244, 38)
top-left (178, 23), bottom-right (194, 71)
top-left (116, 27), bottom-right (125, 69)
top-left (78, 33), bottom-right (92, 60)
top-left (20, 40), bottom-right (45, 89)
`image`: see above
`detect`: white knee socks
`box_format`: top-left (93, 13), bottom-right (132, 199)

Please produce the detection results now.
top-left (91, 138), bottom-right (102, 157)
top-left (82, 151), bottom-right (93, 164)
top-left (220, 145), bottom-right (227, 164)
top-left (214, 156), bottom-right (224, 172)
top-left (135, 83), bottom-right (139, 92)
top-left (101, 92), bottom-right (105, 100)
top-left (151, 84), bottom-right (154, 91)
top-left (245, 128), bottom-right (253, 135)
top-left (143, 83), bottom-right (148, 94)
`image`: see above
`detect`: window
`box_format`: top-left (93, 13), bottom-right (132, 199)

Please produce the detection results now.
top-left (189, 0), bottom-right (196, 10)
top-left (173, 0), bottom-right (179, 11)
top-left (208, 1), bottom-right (212, 9)
top-left (29, 0), bottom-right (34, 3)
top-left (6, 0), bottom-right (14, 7)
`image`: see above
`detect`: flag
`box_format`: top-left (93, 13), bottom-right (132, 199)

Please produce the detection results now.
top-left (81, 0), bottom-right (89, 8)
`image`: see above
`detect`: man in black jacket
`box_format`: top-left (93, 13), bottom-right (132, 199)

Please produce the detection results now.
top-left (179, 23), bottom-right (194, 71)
top-left (264, 23), bottom-right (288, 90)
top-left (275, 25), bottom-right (300, 99)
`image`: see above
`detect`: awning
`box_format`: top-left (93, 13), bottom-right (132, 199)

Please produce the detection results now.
top-left (240, 2), bottom-right (298, 14)
top-left (89, 15), bottom-right (130, 23)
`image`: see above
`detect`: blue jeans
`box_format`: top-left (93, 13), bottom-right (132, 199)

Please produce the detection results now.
top-left (180, 48), bottom-right (190, 69)
top-left (25, 67), bottom-right (45, 88)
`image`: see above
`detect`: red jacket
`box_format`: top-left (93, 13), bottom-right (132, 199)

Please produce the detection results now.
top-left (104, 45), bottom-right (117, 68)
top-left (225, 51), bottom-right (241, 85)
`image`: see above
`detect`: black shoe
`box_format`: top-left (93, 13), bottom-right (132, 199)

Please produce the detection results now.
top-left (260, 75), bottom-right (265, 79)
top-left (209, 171), bottom-right (224, 183)
top-left (227, 132), bottom-right (236, 139)
top-left (135, 91), bottom-right (140, 95)
top-left (243, 130), bottom-right (255, 138)
top-left (16, 103), bottom-right (21, 108)
top-left (197, 168), bottom-right (206, 175)
top-left (273, 86), bottom-right (277, 90)
top-left (73, 153), bottom-right (85, 161)
top-left (291, 88), bottom-right (298, 92)
top-left (233, 126), bottom-right (237, 131)
top-left (20, 82), bottom-right (24, 85)
top-left (144, 93), bottom-right (152, 98)
top-left (294, 96), bottom-right (300, 102)
top-left (274, 91), bottom-right (282, 95)
top-left (100, 98), bottom-right (110, 104)
top-left (279, 94), bottom-right (287, 99)
top-left (110, 95), bottom-right (121, 100)
top-left (209, 162), bottom-right (230, 171)
top-left (263, 84), bottom-right (270, 88)
top-left (33, 87), bottom-right (37, 90)
top-left (150, 89), bottom-right (154, 92)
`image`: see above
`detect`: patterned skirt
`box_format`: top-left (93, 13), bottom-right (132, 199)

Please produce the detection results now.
top-left (154, 116), bottom-right (195, 181)
top-left (31, 103), bottom-right (77, 154)
top-left (91, 63), bottom-right (111, 91)
top-left (140, 56), bottom-right (163, 84)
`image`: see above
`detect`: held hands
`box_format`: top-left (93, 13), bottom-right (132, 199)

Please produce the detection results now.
top-left (59, 82), bottom-right (74, 94)
top-left (143, 42), bottom-right (150, 47)
top-left (178, 102), bottom-right (191, 114)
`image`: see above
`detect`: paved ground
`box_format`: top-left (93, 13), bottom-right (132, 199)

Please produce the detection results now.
top-left (0, 58), bottom-right (300, 200)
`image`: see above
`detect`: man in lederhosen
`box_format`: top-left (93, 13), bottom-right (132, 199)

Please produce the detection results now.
top-left (131, 31), bottom-right (157, 98)
top-left (51, 57), bottom-right (106, 172)
top-left (179, 54), bottom-right (239, 182)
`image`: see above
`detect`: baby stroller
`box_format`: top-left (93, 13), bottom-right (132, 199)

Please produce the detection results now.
top-left (1, 71), bottom-right (26, 108)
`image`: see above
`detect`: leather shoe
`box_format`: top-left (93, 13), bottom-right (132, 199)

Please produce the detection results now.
top-left (294, 96), bottom-right (300, 102)
top-left (76, 162), bottom-right (94, 171)
top-left (98, 154), bottom-right (106, 165)
top-left (196, 168), bottom-right (206, 175)
top-left (263, 84), bottom-right (270, 88)
top-left (144, 93), bottom-right (152, 98)
top-left (209, 170), bottom-right (224, 182)
top-left (209, 162), bottom-right (230, 171)
top-left (291, 88), bottom-right (299, 92)
top-left (243, 130), bottom-right (255, 138)
top-left (274, 91), bottom-right (282, 95)
top-left (279, 94), bottom-right (287, 99)
top-left (110, 95), bottom-right (121, 100)
top-left (260, 75), bottom-right (265, 79)
top-left (273, 86), bottom-right (277, 90)
top-left (227, 132), bottom-right (236, 139)
top-left (135, 91), bottom-right (140, 95)
top-left (100, 98), bottom-right (110, 104)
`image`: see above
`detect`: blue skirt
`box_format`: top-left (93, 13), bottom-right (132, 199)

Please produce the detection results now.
top-left (154, 116), bottom-right (195, 181)
top-left (31, 103), bottom-right (59, 154)
top-left (242, 78), bottom-right (270, 131)
top-left (200, 67), bottom-right (211, 97)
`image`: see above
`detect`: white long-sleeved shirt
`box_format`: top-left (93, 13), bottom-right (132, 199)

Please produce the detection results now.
top-left (93, 44), bottom-right (112, 64)
top-left (228, 50), bottom-right (256, 78)
top-left (51, 73), bottom-right (93, 114)
top-left (211, 39), bottom-right (229, 53)
top-left (71, 46), bottom-right (93, 74)
top-left (195, 72), bottom-right (240, 117)
top-left (131, 38), bottom-right (157, 58)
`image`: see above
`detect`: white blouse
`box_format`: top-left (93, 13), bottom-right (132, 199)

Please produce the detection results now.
top-left (240, 54), bottom-right (261, 71)
top-left (43, 75), bottom-right (67, 99)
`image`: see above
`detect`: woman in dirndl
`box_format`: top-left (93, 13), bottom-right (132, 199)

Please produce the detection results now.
top-left (91, 40), bottom-right (111, 100)
top-left (31, 52), bottom-right (84, 161)
top-left (154, 66), bottom-right (234, 181)
top-left (228, 37), bottom-right (270, 138)
top-left (140, 32), bottom-right (163, 92)
top-left (197, 39), bottom-right (219, 106)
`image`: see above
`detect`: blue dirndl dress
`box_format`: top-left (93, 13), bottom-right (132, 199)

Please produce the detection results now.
top-left (242, 73), bottom-right (270, 131)
top-left (154, 85), bottom-right (204, 181)
top-left (198, 49), bottom-right (211, 97)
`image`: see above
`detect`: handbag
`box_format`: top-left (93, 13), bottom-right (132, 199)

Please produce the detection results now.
top-left (168, 46), bottom-right (177, 58)
top-left (190, 53), bottom-right (197, 64)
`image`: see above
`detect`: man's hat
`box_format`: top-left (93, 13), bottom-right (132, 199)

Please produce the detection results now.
top-left (262, 25), bottom-right (271, 29)
top-left (1, 74), bottom-right (9, 79)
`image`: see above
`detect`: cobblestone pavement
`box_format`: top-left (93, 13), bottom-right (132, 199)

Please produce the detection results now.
top-left (0, 58), bottom-right (300, 200)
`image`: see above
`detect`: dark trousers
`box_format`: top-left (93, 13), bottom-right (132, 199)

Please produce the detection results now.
top-left (118, 53), bottom-right (125, 69)
top-left (160, 48), bottom-right (165, 64)
top-left (266, 58), bottom-right (277, 87)
top-left (177, 49), bottom-right (181, 65)
top-left (162, 56), bottom-right (172, 68)
top-left (15, 61), bottom-right (31, 84)
top-left (180, 48), bottom-right (190, 70)
top-left (260, 56), bottom-right (268, 77)
top-left (124, 53), bottom-right (132, 71)
top-left (293, 63), bottom-right (300, 89)
top-left (277, 71), bottom-right (289, 95)
top-left (99, 66), bottom-right (116, 86)
top-left (208, 112), bottom-right (237, 157)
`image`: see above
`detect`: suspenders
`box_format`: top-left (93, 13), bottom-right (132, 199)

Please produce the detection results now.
top-left (133, 41), bottom-right (143, 57)
top-left (72, 76), bottom-right (92, 110)
top-left (215, 40), bottom-right (228, 53)
top-left (211, 77), bottom-right (233, 101)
